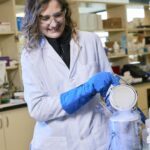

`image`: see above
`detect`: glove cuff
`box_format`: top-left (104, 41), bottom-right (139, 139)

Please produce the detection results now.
top-left (60, 83), bottom-right (96, 114)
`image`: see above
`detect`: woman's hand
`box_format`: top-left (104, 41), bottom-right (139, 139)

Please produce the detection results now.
top-left (88, 72), bottom-right (120, 97)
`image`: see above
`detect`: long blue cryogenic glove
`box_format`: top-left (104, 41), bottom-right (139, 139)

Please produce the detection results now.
top-left (60, 72), bottom-right (120, 114)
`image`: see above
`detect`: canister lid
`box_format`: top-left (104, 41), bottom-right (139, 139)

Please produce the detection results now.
top-left (109, 84), bottom-right (137, 111)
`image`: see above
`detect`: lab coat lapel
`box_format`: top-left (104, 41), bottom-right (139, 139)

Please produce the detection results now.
top-left (43, 38), bottom-right (69, 69)
top-left (70, 39), bottom-right (81, 76)
top-left (44, 39), bottom-right (63, 63)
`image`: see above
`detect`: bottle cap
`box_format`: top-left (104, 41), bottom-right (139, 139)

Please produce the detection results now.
top-left (109, 84), bottom-right (137, 111)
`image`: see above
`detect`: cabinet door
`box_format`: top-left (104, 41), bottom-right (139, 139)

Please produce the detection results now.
top-left (0, 114), bottom-right (6, 150)
top-left (3, 107), bottom-right (35, 150)
top-left (135, 86), bottom-right (148, 110)
top-left (134, 83), bottom-right (150, 117)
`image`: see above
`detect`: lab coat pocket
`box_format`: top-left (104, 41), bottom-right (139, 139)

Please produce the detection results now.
top-left (32, 137), bottom-right (68, 150)
top-left (46, 137), bottom-right (68, 150)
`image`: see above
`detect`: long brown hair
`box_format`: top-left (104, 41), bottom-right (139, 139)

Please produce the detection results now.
top-left (22, 0), bottom-right (76, 49)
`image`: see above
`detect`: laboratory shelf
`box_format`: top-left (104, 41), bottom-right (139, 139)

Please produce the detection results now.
top-left (82, 28), bottom-right (126, 32)
top-left (128, 28), bottom-right (150, 33)
top-left (108, 54), bottom-right (128, 59)
top-left (6, 65), bottom-right (18, 70)
top-left (0, 32), bottom-right (15, 36)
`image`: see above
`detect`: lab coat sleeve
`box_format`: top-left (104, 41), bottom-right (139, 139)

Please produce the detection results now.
top-left (94, 34), bottom-right (112, 72)
top-left (21, 51), bottom-right (67, 122)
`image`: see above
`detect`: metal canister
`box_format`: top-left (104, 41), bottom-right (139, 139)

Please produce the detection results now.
top-left (108, 84), bottom-right (142, 150)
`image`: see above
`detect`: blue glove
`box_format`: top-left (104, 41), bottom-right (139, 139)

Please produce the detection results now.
top-left (60, 72), bottom-right (120, 114)
top-left (88, 72), bottom-right (120, 97)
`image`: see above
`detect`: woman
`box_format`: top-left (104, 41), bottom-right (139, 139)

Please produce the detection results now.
top-left (21, 0), bottom-right (120, 149)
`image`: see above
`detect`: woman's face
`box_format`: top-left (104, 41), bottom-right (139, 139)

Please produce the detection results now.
top-left (39, 0), bottom-right (66, 38)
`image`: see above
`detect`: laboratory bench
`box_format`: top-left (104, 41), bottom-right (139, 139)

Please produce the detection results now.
top-left (0, 81), bottom-right (149, 150)
top-left (0, 100), bottom-right (35, 150)
top-left (0, 99), bottom-right (27, 112)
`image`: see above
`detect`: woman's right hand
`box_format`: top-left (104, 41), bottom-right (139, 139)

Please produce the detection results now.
top-left (88, 72), bottom-right (120, 97)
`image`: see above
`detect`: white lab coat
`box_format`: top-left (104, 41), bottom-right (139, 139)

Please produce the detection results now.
top-left (21, 31), bottom-right (112, 150)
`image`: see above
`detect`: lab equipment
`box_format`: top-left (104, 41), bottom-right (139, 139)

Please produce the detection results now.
top-left (121, 33), bottom-right (127, 54)
top-left (60, 72), bottom-right (120, 114)
top-left (108, 84), bottom-right (142, 150)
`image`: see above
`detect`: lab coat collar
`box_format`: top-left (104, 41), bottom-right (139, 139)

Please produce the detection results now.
top-left (39, 35), bottom-right (82, 75)
top-left (69, 37), bottom-right (82, 76)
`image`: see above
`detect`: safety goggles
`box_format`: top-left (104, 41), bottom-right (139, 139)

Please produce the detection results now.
top-left (39, 9), bottom-right (66, 24)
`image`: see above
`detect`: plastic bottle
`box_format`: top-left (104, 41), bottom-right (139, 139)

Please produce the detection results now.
top-left (121, 33), bottom-right (128, 54)
top-left (113, 41), bottom-right (120, 53)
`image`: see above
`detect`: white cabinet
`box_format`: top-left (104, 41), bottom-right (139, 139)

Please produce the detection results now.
top-left (0, 107), bottom-right (35, 150)
top-left (0, 114), bottom-right (6, 150)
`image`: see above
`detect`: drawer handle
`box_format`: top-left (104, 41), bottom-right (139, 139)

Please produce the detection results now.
top-left (6, 116), bottom-right (9, 128)
top-left (0, 118), bottom-right (2, 129)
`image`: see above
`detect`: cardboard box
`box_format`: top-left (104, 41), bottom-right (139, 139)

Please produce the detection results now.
top-left (97, 15), bottom-right (103, 30)
top-left (79, 14), bottom-right (103, 30)
top-left (103, 18), bottom-right (122, 29)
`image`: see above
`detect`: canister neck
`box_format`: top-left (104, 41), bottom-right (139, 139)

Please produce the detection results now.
top-left (110, 110), bottom-right (139, 122)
